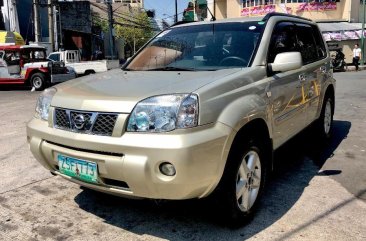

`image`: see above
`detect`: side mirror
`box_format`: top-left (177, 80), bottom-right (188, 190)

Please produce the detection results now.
top-left (270, 52), bottom-right (302, 72)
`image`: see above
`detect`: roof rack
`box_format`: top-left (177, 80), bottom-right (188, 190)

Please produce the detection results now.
top-left (262, 13), bottom-right (312, 22)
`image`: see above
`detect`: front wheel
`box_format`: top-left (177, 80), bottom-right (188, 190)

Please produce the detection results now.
top-left (215, 137), bottom-right (267, 224)
top-left (30, 73), bottom-right (47, 91)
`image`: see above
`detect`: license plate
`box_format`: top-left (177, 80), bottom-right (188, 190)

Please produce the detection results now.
top-left (58, 154), bottom-right (98, 184)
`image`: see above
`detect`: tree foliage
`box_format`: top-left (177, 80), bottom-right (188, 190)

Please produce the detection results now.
top-left (114, 11), bottom-right (154, 53)
top-left (91, 11), bottom-right (108, 33)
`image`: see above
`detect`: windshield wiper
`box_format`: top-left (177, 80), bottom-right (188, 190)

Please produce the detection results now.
top-left (147, 66), bottom-right (196, 71)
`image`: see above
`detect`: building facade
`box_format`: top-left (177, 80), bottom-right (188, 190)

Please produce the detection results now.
top-left (210, 0), bottom-right (365, 63)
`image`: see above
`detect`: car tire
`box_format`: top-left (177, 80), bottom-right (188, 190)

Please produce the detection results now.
top-left (30, 73), bottom-right (47, 91)
top-left (215, 136), bottom-right (268, 225)
top-left (314, 94), bottom-right (334, 141)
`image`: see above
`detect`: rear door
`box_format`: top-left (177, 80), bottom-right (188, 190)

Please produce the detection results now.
top-left (295, 23), bottom-right (328, 126)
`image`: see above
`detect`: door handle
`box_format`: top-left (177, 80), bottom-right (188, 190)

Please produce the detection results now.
top-left (320, 66), bottom-right (327, 74)
top-left (299, 74), bottom-right (307, 83)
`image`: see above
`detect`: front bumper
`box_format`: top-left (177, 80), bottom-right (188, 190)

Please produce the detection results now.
top-left (27, 118), bottom-right (232, 200)
top-left (50, 72), bottom-right (76, 84)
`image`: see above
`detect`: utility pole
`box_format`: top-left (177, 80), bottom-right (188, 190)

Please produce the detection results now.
top-left (175, 0), bottom-right (178, 23)
top-left (48, 0), bottom-right (54, 51)
top-left (58, 4), bottom-right (63, 50)
top-left (106, 0), bottom-right (115, 59)
top-left (362, 0), bottom-right (365, 65)
top-left (33, 0), bottom-right (41, 42)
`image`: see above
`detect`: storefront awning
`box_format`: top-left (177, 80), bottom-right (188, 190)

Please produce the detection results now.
top-left (318, 22), bottom-right (365, 42)
top-left (0, 31), bottom-right (25, 45)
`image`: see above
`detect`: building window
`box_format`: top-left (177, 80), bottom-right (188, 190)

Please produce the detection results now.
top-left (244, 0), bottom-right (274, 8)
top-left (280, 0), bottom-right (339, 2)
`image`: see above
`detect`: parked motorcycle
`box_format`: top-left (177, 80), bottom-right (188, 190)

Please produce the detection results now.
top-left (330, 47), bottom-right (346, 72)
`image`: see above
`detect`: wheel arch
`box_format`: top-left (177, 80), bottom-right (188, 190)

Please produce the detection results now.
top-left (229, 118), bottom-right (273, 171)
top-left (84, 69), bottom-right (96, 75)
top-left (203, 118), bottom-right (273, 198)
top-left (324, 84), bottom-right (335, 114)
top-left (25, 69), bottom-right (49, 85)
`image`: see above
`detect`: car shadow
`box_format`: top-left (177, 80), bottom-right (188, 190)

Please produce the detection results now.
top-left (74, 120), bottom-right (351, 240)
top-left (0, 84), bottom-right (32, 91)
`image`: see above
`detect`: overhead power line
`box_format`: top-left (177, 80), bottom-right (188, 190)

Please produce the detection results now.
top-left (90, 2), bottom-right (152, 30)
top-left (94, 15), bottom-right (160, 31)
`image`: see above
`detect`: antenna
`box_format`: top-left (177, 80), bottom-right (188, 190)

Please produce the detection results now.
top-left (206, 6), bottom-right (216, 21)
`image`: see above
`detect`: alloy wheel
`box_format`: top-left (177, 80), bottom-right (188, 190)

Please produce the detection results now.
top-left (324, 99), bottom-right (332, 135)
top-left (236, 150), bottom-right (261, 212)
top-left (33, 77), bottom-right (42, 89)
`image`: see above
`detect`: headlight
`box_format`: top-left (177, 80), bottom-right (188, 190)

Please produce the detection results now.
top-left (127, 94), bottom-right (198, 132)
top-left (35, 88), bottom-right (57, 121)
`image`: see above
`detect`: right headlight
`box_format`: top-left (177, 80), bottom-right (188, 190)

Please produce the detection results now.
top-left (34, 88), bottom-right (56, 121)
top-left (127, 94), bottom-right (199, 132)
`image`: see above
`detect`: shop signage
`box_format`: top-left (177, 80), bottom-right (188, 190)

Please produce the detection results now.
top-left (297, 2), bottom-right (337, 12)
top-left (241, 5), bottom-right (275, 16)
top-left (322, 30), bottom-right (366, 42)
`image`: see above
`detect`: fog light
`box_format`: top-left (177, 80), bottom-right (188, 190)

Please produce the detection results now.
top-left (159, 162), bottom-right (176, 176)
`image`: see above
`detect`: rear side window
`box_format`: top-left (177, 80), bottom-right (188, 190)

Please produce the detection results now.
top-left (311, 25), bottom-right (327, 60)
top-left (267, 22), bottom-right (298, 63)
top-left (295, 23), bottom-right (318, 64)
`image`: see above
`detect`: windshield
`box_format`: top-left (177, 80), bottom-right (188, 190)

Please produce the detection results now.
top-left (126, 22), bottom-right (264, 71)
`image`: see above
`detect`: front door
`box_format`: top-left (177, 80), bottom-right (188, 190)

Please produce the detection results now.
top-left (267, 22), bottom-right (307, 148)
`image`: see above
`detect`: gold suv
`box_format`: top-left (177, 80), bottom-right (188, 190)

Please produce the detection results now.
top-left (27, 13), bottom-right (336, 221)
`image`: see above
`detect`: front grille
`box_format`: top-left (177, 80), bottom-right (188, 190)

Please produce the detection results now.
top-left (92, 114), bottom-right (118, 136)
top-left (71, 111), bottom-right (92, 124)
top-left (55, 109), bottom-right (69, 128)
top-left (54, 108), bottom-right (118, 136)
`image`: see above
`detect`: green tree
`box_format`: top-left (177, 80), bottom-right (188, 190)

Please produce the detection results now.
top-left (114, 11), bottom-right (154, 55)
top-left (91, 11), bottom-right (108, 32)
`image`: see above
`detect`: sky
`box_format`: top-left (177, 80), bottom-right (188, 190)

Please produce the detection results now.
top-left (144, 0), bottom-right (191, 23)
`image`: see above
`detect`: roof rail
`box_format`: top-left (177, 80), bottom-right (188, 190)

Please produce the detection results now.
top-left (170, 20), bottom-right (197, 27)
top-left (262, 12), bottom-right (312, 22)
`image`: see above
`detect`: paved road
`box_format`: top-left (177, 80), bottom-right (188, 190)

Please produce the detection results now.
top-left (0, 72), bottom-right (365, 241)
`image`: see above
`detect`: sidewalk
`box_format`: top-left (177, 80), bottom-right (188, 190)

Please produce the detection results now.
top-left (345, 65), bottom-right (366, 71)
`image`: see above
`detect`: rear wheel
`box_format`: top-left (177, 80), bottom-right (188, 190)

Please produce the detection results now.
top-left (215, 136), bottom-right (268, 224)
top-left (30, 73), bottom-right (47, 91)
top-left (314, 95), bottom-right (334, 140)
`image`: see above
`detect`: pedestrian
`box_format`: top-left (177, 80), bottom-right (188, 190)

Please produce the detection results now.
top-left (352, 43), bottom-right (361, 71)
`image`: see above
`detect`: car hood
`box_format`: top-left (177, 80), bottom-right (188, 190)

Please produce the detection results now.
top-left (51, 68), bottom-right (242, 113)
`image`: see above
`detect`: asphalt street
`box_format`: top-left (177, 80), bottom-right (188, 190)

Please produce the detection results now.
top-left (0, 71), bottom-right (365, 241)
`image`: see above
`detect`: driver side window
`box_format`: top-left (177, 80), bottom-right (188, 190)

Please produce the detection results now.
top-left (268, 22), bottom-right (298, 64)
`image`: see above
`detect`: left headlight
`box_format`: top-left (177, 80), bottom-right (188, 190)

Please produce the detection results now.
top-left (35, 88), bottom-right (57, 121)
top-left (127, 94), bottom-right (199, 132)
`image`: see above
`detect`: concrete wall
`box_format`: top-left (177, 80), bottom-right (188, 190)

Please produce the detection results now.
top-left (215, 0), bottom-right (227, 19)
top-left (213, 0), bottom-right (362, 22)
top-left (226, 0), bottom-right (241, 19)
top-left (59, 2), bottom-right (91, 34)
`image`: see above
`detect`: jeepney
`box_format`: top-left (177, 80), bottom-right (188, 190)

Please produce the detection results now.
top-left (0, 45), bottom-right (75, 90)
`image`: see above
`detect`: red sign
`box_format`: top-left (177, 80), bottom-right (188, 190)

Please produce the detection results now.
top-left (297, 2), bottom-right (337, 12)
top-left (241, 5), bottom-right (276, 16)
